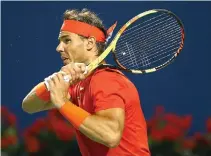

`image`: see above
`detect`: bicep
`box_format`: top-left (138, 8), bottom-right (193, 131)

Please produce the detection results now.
top-left (95, 108), bottom-right (125, 134)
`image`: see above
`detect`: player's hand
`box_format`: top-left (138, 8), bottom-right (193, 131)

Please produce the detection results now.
top-left (46, 72), bottom-right (71, 108)
top-left (60, 63), bottom-right (87, 84)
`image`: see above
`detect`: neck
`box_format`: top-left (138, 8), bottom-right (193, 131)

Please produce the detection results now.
top-left (86, 48), bottom-right (106, 65)
top-left (86, 56), bottom-right (106, 65)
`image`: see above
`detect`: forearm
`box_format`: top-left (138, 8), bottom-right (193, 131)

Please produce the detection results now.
top-left (22, 82), bottom-right (55, 114)
top-left (58, 101), bottom-right (123, 148)
top-left (79, 115), bottom-right (121, 148)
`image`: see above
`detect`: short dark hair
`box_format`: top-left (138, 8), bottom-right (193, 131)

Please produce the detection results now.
top-left (63, 8), bottom-right (107, 55)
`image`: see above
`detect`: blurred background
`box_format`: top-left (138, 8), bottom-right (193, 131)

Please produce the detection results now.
top-left (1, 1), bottom-right (211, 156)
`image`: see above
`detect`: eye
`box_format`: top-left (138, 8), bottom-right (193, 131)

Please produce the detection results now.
top-left (64, 38), bottom-right (71, 44)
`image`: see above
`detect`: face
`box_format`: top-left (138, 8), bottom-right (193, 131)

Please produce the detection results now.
top-left (56, 31), bottom-right (89, 65)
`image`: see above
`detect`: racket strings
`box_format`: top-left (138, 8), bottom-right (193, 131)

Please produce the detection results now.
top-left (122, 13), bottom-right (166, 33)
top-left (115, 12), bottom-right (183, 70)
top-left (118, 14), bottom-right (175, 41)
top-left (116, 25), bottom-right (181, 68)
top-left (117, 30), bottom-right (181, 66)
top-left (142, 47), bottom-right (178, 67)
top-left (117, 26), bottom-right (181, 54)
top-left (119, 44), bottom-right (179, 68)
top-left (117, 21), bottom-right (180, 49)
top-left (117, 30), bottom-right (181, 68)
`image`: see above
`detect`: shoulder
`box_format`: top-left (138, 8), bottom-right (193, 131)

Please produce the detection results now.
top-left (89, 68), bottom-right (136, 93)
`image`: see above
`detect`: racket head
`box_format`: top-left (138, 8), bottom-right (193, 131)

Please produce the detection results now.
top-left (112, 9), bottom-right (185, 74)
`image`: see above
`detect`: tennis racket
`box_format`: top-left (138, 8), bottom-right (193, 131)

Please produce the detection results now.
top-left (87, 9), bottom-right (184, 74)
top-left (59, 9), bottom-right (185, 84)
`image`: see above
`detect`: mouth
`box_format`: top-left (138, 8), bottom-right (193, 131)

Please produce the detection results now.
top-left (61, 56), bottom-right (69, 61)
top-left (61, 56), bottom-right (68, 60)
top-left (61, 57), bottom-right (70, 65)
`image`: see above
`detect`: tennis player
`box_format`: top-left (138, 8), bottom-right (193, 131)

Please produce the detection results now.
top-left (22, 8), bottom-right (150, 156)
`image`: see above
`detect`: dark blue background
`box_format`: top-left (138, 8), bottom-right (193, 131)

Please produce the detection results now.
top-left (2, 1), bottom-right (211, 135)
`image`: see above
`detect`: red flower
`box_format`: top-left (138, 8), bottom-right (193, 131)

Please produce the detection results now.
top-left (206, 117), bottom-right (211, 133)
top-left (1, 106), bottom-right (17, 126)
top-left (24, 136), bottom-right (40, 153)
top-left (1, 136), bottom-right (17, 149)
top-left (7, 112), bottom-right (16, 125)
top-left (163, 113), bottom-right (180, 125)
top-left (147, 117), bottom-right (159, 129)
top-left (180, 115), bottom-right (192, 130)
top-left (1, 106), bottom-right (9, 116)
top-left (1, 138), bottom-right (10, 149)
top-left (23, 127), bottom-right (32, 138)
top-left (182, 137), bottom-right (196, 149)
top-left (49, 119), bottom-right (75, 141)
top-left (147, 105), bottom-right (165, 129)
top-left (194, 132), bottom-right (209, 145)
top-left (162, 124), bottom-right (183, 141)
top-left (31, 119), bottom-right (46, 132)
top-left (23, 118), bottom-right (46, 136)
top-left (194, 132), bottom-right (203, 140)
top-left (163, 113), bottom-right (191, 131)
top-left (150, 128), bottom-right (164, 141)
top-left (47, 109), bottom-right (64, 120)
top-left (7, 136), bottom-right (17, 144)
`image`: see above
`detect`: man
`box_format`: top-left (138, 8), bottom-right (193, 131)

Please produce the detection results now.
top-left (22, 8), bottom-right (150, 156)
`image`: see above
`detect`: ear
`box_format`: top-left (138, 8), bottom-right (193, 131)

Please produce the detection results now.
top-left (86, 36), bottom-right (96, 51)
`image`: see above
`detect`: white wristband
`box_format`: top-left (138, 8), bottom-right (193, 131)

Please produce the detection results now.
top-left (44, 66), bottom-right (88, 91)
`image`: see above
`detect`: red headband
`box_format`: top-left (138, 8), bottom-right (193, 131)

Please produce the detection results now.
top-left (61, 20), bottom-right (106, 42)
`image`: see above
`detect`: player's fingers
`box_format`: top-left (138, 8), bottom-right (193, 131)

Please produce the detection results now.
top-left (72, 64), bottom-right (81, 80)
top-left (75, 63), bottom-right (87, 74)
top-left (68, 67), bottom-right (76, 81)
top-left (58, 70), bottom-right (72, 83)
top-left (79, 73), bottom-right (85, 80)
top-left (60, 66), bottom-right (70, 74)
top-left (57, 72), bottom-right (64, 82)
top-left (60, 63), bottom-right (87, 83)
top-left (46, 75), bottom-right (54, 91)
top-left (59, 71), bottom-right (67, 76)
top-left (50, 73), bottom-right (60, 85)
top-left (60, 62), bottom-right (74, 74)
top-left (57, 72), bottom-right (70, 84)
top-left (61, 63), bottom-right (76, 81)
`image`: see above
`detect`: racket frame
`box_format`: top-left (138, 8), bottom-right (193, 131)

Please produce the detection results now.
top-left (87, 9), bottom-right (185, 75)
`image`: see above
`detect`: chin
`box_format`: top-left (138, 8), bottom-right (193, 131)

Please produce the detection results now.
top-left (63, 60), bottom-right (69, 65)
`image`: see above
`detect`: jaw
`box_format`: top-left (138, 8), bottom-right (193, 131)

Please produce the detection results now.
top-left (62, 58), bottom-right (72, 65)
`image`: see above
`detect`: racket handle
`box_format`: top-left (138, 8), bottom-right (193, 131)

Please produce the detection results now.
top-left (44, 66), bottom-right (88, 91)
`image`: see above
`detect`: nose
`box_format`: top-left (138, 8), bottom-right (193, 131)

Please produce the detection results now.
top-left (56, 42), bottom-right (64, 53)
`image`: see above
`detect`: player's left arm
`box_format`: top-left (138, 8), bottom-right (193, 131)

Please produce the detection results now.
top-left (79, 107), bottom-right (125, 148)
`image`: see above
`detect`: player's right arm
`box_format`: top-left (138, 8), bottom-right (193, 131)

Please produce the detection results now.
top-left (22, 82), bottom-right (55, 114)
top-left (22, 66), bottom-right (75, 114)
